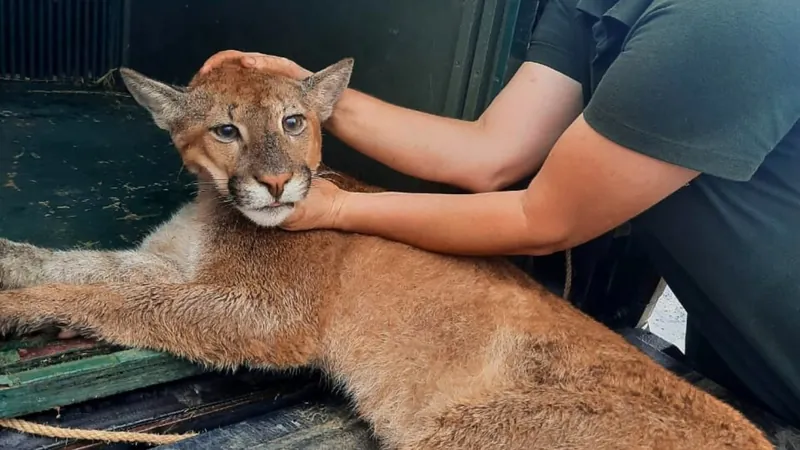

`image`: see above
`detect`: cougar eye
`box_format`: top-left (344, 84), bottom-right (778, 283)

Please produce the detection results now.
top-left (211, 124), bottom-right (240, 143)
top-left (282, 114), bottom-right (306, 135)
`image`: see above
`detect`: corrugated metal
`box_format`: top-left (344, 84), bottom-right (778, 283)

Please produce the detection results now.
top-left (0, 0), bottom-right (126, 82)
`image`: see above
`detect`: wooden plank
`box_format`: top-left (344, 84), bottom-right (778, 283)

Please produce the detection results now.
top-left (0, 370), bottom-right (323, 450)
top-left (0, 337), bottom-right (120, 373)
top-left (0, 348), bottom-right (204, 418)
top-left (158, 403), bottom-right (380, 450)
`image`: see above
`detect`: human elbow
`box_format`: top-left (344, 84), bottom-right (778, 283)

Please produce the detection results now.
top-left (524, 236), bottom-right (570, 256)
top-left (455, 165), bottom-right (521, 193)
top-left (520, 228), bottom-right (571, 256)
top-left (518, 206), bottom-right (573, 256)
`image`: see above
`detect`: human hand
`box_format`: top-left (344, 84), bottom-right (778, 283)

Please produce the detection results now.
top-left (199, 50), bottom-right (313, 80)
top-left (280, 178), bottom-right (349, 231)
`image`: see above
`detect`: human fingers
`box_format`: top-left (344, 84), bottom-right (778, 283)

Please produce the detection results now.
top-left (199, 49), bottom-right (248, 73)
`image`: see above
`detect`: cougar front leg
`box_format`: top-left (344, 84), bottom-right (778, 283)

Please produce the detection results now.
top-left (0, 238), bottom-right (185, 290)
top-left (0, 283), bottom-right (320, 369)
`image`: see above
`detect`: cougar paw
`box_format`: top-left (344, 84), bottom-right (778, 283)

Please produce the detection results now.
top-left (0, 290), bottom-right (24, 336)
top-left (0, 290), bottom-right (68, 340)
top-left (0, 238), bottom-right (43, 290)
top-left (0, 238), bottom-right (15, 290)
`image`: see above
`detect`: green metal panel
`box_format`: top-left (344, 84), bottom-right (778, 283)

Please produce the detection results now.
top-left (462, 0), bottom-right (506, 120)
top-left (0, 85), bottom-right (195, 249)
top-left (486, 0), bottom-right (527, 107)
top-left (465, 0), bottom-right (539, 118)
top-left (442, 0), bottom-right (488, 119)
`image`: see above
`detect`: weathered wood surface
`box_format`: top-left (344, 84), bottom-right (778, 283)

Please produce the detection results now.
top-left (156, 403), bottom-right (380, 450)
top-left (0, 333), bottom-right (130, 373)
top-left (0, 334), bottom-right (204, 419)
top-left (0, 369), bottom-right (325, 450)
top-left (2, 329), bottom-right (796, 449)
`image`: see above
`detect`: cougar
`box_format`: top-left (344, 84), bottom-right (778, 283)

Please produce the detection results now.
top-left (0, 58), bottom-right (773, 449)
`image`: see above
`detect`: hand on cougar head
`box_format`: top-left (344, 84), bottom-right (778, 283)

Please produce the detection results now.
top-left (279, 178), bottom-right (349, 232)
top-left (200, 50), bottom-right (313, 79)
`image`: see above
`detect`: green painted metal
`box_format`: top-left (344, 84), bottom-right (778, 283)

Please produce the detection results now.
top-left (461, 0), bottom-right (527, 120)
top-left (462, 0), bottom-right (503, 120)
top-left (487, 0), bottom-right (525, 103)
top-left (0, 86), bottom-right (195, 250)
top-left (0, 349), bottom-right (203, 419)
top-left (443, 0), bottom-right (487, 119)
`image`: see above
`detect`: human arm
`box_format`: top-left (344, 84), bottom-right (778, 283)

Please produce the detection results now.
top-left (287, 115), bottom-right (698, 256)
top-left (325, 0), bottom-right (592, 193)
top-left (283, 0), bottom-right (800, 256)
top-left (323, 63), bottom-right (582, 192)
top-left (200, 53), bottom-right (582, 193)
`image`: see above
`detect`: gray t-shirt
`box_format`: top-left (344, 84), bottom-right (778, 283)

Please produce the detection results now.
top-left (526, 0), bottom-right (800, 424)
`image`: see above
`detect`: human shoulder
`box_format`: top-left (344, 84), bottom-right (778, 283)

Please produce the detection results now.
top-left (525, 0), bottom-right (587, 84)
top-left (583, 0), bottom-right (800, 181)
top-left (637, 0), bottom-right (800, 50)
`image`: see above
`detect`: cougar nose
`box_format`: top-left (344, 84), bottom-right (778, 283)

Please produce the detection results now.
top-left (255, 172), bottom-right (293, 199)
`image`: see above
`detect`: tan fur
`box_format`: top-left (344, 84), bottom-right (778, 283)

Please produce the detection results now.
top-left (0, 60), bottom-right (774, 450)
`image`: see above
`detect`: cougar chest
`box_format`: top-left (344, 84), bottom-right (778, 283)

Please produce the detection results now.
top-left (197, 207), bottom-right (342, 293)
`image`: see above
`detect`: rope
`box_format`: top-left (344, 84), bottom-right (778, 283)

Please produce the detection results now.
top-left (563, 248), bottom-right (573, 300)
top-left (0, 418), bottom-right (199, 445)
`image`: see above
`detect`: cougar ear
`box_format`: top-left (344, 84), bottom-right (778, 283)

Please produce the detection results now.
top-left (119, 67), bottom-right (187, 130)
top-left (301, 58), bottom-right (354, 121)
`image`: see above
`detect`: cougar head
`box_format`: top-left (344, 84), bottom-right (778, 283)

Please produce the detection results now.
top-left (118, 58), bottom-right (353, 227)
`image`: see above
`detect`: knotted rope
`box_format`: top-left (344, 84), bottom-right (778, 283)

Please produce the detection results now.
top-left (0, 418), bottom-right (198, 445)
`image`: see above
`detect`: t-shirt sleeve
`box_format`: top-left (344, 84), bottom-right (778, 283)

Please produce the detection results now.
top-left (583, 0), bottom-right (800, 181)
top-left (525, 0), bottom-right (585, 84)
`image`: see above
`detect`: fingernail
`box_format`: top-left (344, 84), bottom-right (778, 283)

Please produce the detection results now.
top-left (244, 57), bottom-right (257, 66)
